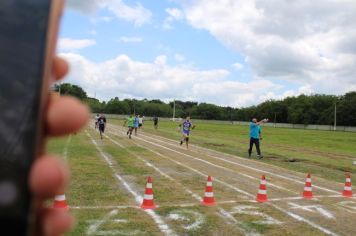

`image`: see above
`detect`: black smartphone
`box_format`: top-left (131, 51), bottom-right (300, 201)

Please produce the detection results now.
top-left (0, 0), bottom-right (63, 235)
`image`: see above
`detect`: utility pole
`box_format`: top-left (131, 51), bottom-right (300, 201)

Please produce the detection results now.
top-left (172, 100), bottom-right (176, 121)
top-left (274, 112), bottom-right (277, 128)
top-left (334, 103), bottom-right (337, 131)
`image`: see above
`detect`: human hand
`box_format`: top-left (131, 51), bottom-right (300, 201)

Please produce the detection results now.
top-left (29, 56), bottom-right (89, 235)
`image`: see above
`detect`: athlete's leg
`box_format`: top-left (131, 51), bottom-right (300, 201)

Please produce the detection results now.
top-left (185, 136), bottom-right (189, 149)
top-left (248, 138), bottom-right (253, 157)
top-left (255, 139), bottom-right (263, 158)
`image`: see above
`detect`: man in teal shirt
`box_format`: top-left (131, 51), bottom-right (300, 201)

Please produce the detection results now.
top-left (248, 118), bottom-right (268, 159)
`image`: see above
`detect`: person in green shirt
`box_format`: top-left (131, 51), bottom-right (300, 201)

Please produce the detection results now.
top-left (123, 114), bottom-right (134, 139)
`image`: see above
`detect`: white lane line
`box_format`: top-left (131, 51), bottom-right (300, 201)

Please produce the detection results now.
top-left (108, 129), bottom-right (339, 236)
top-left (272, 204), bottom-right (338, 236)
top-left (109, 130), bottom-right (254, 198)
top-left (125, 127), bottom-right (339, 195)
top-left (87, 209), bottom-right (118, 235)
top-left (110, 126), bottom-right (297, 195)
top-left (86, 131), bottom-right (176, 236)
top-left (104, 133), bottom-right (253, 236)
top-left (71, 205), bottom-right (139, 210)
top-left (63, 135), bottom-right (72, 160)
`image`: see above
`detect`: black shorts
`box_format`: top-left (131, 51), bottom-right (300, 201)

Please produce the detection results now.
top-left (99, 124), bottom-right (105, 132)
top-left (139, 124), bottom-right (142, 127)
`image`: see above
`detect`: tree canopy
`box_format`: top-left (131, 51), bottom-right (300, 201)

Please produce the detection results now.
top-left (54, 83), bottom-right (356, 126)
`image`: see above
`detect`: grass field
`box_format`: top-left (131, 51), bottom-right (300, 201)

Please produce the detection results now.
top-left (47, 119), bottom-right (356, 235)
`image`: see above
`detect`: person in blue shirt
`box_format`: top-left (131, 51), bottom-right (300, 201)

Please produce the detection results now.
top-left (178, 116), bottom-right (196, 149)
top-left (133, 115), bottom-right (140, 136)
top-left (248, 118), bottom-right (268, 159)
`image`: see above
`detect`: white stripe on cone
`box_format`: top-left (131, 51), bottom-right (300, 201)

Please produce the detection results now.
top-left (204, 192), bottom-right (214, 197)
top-left (304, 187), bottom-right (312, 191)
top-left (261, 180), bottom-right (267, 185)
top-left (146, 183), bottom-right (152, 188)
top-left (54, 195), bottom-right (66, 201)
top-left (258, 190), bottom-right (267, 195)
top-left (346, 178), bottom-right (351, 183)
top-left (306, 178), bottom-right (312, 183)
top-left (206, 182), bottom-right (213, 187)
top-left (344, 186), bottom-right (352, 191)
top-left (144, 194), bottom-right (154, 200)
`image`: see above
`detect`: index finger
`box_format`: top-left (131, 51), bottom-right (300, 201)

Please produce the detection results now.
top-left (53, 56), bottom-right (69, 81)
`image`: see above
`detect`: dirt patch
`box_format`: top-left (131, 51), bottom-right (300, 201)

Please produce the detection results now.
top-left (204, 142), bottom-right (226, 147)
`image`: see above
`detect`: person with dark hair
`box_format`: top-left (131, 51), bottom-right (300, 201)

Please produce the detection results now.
top-left (98, 114), bottom-right (106, 139)
top-left (123, 114), bottom-right (134, 139)
top-left (178, 116), bottom-right (196, 149)
top-left (153, 115), bottom-right (158, 129)
top-left (248, 118), bottom-right (268, 159)
top-left (133, 114), bottom-right (140, 136)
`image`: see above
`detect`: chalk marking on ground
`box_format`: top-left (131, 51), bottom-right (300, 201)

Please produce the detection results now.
top-left (104, 133), bottom-right (251, 235)
top-left (87, 209), bottom-right (118, 235)
top-left (107, 128), bottom-right (340, 236)
top-left (218, 208), bottom-right (261, 236)
top-left (126, 126), bottom-right (340, 195)
top-left (167, 210), bottom-right (204, 230)
top-left (272, 204), bottom-right (339, 236)
top-left (288, 202), bottom-right (334, 219)
top-left (110, 127), bottom-right (299, 195)
top-left (86, 131), bottom-right (176, 236)
top-left (62, 135), bottom-right (72, 161)
top-left (337, 201), bottom-right (356, 214)
top-left (229, 205), bottom-right (283, 225)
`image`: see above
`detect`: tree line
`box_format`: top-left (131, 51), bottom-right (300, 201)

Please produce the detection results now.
top-left (54, 83), bottom-right (356, 126)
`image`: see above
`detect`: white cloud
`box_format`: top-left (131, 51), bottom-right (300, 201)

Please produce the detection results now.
top-left (119, 36), bottom-right (143, 43)
top-left (231, 62), bottom-right (244, 71)
top-left (66, 0), bottom-right (152, 26)
top-left (90, 16), bottom-right (113, 24)
top-left (174, 54), bottom-right (185, 62)
top-left (58, 38), bottom-right (96, 51)
top-left (163, 8), bottom-right (184, 30)
top-left (179, 0), bottom-right (356, 95)
top-left (59, 53), bottom-right (291, 107)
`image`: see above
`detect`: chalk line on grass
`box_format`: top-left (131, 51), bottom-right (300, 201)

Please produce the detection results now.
top-left (86, 131), bottom-right (176, 236)
top-left (87, 209), bottom-right (118, 235)
top-left (107, 128), bottom-right (340, 236)
top-left (62, 135), bottom-right (72, 161)
top-left (132, 128), bottom-right (339, 195)
top-left (104, 133), bottom-right (254, 235)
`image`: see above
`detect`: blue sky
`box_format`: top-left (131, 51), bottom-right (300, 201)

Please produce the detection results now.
top-left (58, 0), bottom-right (356, 107)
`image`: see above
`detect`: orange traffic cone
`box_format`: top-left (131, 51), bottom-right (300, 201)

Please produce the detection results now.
top-left (303, 173), bottom-right (313, 199)
top-left (141, 176), bottom-right (156, 209)
top-left (202, 176), bottom-right (216, 206)
top-left (53, 194), bottom-right (69, 210)
top-left (342, 173), bottom-right (353, 197)
top-left (256, 175), bottom-right (268, 202)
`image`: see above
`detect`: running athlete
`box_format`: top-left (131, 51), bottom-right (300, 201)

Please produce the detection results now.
top-left (97, 114), bottom-right (106, 139)
top-left (123, 115), bottom-right (134, 139)
top-left (138, 115), bottom-right (143, 129)
top-left (178, 116), bottom-right (195, 149)
top-left (133, 115), bottom-right (139, 136)
top-left (153, 116), bottom-right (158, 129)
top-left (94, 113), bottom-right (100, 129)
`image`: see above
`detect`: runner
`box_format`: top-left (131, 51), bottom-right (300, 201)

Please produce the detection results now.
top-left (133, 115), bottom-right (139, 136)
top-left (153, 115), bottom-right (158, 129)
top-left (138, 115), bottom-right (144, 129)
top-left (97, 114), bottom-right (106, 139)
top-left (248, 118), bottom-right (268, 159)
top-left (123, 114), bottom-right (134, 139)
top-left (94, 113), bottom-right (100, 129)
top-left (178, 116), bottom-right (196, 149)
